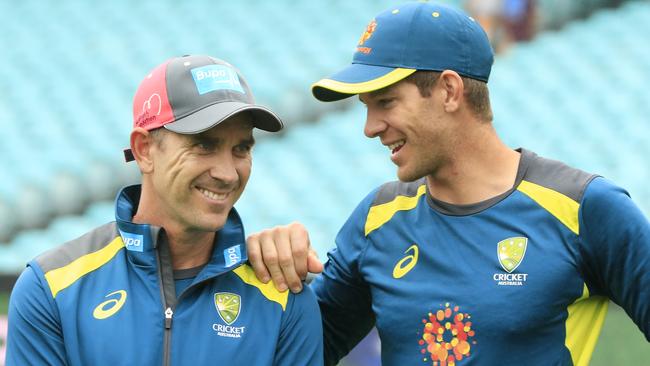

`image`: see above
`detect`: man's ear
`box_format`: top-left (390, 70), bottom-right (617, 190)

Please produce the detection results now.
top-left (130, 127), bottom-right (155, 174)
top-left (439, 70), bottom-right (464, 113)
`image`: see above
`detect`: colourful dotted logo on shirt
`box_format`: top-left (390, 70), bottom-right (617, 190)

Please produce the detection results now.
top-left (418, 303), bottom-right (476, 366)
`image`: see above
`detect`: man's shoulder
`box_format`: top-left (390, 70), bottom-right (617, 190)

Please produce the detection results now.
top-left (34, 221), bottom-right (120, 274)
top-left (231, 264), bottom-right (291, 311)
top-left (520, 149), bottom-right (598, 203)
top-left (370, 178), bottom-right (427, 208)
top-left (31, 222), bottom-right (123, 298)
top-left (358, 179), bottom-right (427, 237)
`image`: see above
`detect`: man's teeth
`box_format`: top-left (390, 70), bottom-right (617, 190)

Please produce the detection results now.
top-left (388, 141), bottom-right (405, 151)
top-left (199, 188), bottom-right (227, 200)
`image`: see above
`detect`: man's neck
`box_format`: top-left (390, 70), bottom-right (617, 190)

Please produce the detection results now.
top-left (426, 128), bottom-right (521, 205)
top-left (133, 191), bottom-right (216, 270)
top-left (164, 228), bottom-right (215, 270)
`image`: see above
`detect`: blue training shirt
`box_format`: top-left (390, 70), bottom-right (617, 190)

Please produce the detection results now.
top-left (7, 185), bottom-right (323, 366)
top-left (312, 148), bottom-right (650, 366)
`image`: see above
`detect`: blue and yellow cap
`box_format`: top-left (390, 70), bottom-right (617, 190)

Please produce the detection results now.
top-left (312, 2), bottom-right (494, 102)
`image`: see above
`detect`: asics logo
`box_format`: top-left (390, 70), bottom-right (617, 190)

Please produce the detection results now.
top-left (393, 244), bottom-right (419, 279)
top-left (93, 290), bottom-right (127, 320)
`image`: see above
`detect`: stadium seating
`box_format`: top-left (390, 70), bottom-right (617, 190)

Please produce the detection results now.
top-left (0, 0), bottom-right (410, 240)
top-left (0, 0), bottom-right (648, 273)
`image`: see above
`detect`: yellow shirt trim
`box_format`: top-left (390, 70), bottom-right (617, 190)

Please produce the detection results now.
top-left (365, 184), bottom-right (427, 236)
top-left (44, 236), bottom-right (125, 298)
top-left (312, 68), bottom-right (416, 96)
top-left (517, 180), bottom-right (580, 235)
top-left (565, 284), bottom-right (609, 366)
top-left (233, 265), bottom-right (289, 311)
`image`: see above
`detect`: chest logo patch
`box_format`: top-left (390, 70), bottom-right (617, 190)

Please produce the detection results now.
top-left (93, 290), bottom-right (127, 320)
top-left (215, 292), bottom-right (241, 325)
top-left (212, 292), bottom-right (246, 338)
top-left (497, 237), bottom-right (528, 273)
top-left (418, 303), bottom-right (476, 365)
top-left (393, 244), bottom-right (419, 279)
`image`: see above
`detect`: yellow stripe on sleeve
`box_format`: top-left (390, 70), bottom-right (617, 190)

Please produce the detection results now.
top-left (44, 236), bottom-right (125, 298)
top-left (365, 184), bottom-right (426, 236)
top-left (565, 284), bottom-right (609, 366)
top-left (517, 180), bottom-right (580, 235)
top-left (233, 265), bottom-right (289, 311)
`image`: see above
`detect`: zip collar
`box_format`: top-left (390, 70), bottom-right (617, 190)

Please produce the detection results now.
top-left (113, 184), bottom-right (248, 275)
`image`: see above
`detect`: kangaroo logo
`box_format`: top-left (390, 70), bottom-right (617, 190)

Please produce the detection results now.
top-left (358, 19), bottom-right (377, 45)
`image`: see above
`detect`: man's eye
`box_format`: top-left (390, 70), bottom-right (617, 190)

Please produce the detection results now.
top-left (234, 144), bottom-right (252, 154)
top-left (378, 98), bottom-right (395, 107)
top-left (196, 142), bottom-right (216, 151)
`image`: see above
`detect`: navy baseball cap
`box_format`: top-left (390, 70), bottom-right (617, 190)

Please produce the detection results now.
top-left (312, 2), bottom-right (494, 102)
top-left (125, 55), bottom-right (283, 161)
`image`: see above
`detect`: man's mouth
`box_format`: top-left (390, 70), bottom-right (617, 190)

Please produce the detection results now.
top-left (388, 140), bottom-right (405, 154)
top-left (197, 187), bottom-right (228, 201)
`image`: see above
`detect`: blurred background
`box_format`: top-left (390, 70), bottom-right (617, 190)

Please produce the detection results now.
top-left (0, 0), bottom-right (648, 364)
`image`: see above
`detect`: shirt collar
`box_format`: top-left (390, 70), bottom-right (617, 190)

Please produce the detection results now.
top-left (113, 184), bottom-right (248, 271)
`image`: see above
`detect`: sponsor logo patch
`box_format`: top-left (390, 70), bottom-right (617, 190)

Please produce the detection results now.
top-left (358, 19), bottom-right (377, 45)
top-left (120, 231), bottom-right (144, 252)
top-left (191, 65), bottom-right (244, 95)
top-left (223, 245), bottom-right (242, 268)
top-left (356, 19), bottom-right (376, 54)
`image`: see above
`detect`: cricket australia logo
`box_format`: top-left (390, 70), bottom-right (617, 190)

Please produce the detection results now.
top-left (493, 237), bottom-right (529, 286)
top-left (212, 292), bottom-right (246, 338)
top-left (215, 292), bottom-right (240, 324)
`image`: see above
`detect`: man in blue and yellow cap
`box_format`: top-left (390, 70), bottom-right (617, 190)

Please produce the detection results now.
top-left (247, 2), bottom-right (650, 366)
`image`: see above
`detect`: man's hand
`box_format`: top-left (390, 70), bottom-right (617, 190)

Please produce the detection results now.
top-left (247, 222), bottom-right (324, 293)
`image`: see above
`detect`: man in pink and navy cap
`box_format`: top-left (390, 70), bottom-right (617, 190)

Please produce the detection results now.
top-left (6, 55), bottom-right (323, 366)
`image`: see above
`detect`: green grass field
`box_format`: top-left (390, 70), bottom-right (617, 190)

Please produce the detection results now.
top-left (0, 293), bottom-right (646, 364)
top-left (591, 303), bottom-right (650, 365)
top-left (0, 293), bottom-right (7, 316)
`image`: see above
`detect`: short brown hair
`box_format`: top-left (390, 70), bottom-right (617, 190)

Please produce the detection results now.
top-left (148, 127), bottom-right (166, 143)
top-left (403, 70), bottom-right (493, 122)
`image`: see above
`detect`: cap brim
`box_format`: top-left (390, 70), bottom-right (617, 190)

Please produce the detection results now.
top-left (164, 102), bottom-right (284, 134)
top-left (124, 102), bottom-right (283, 162)
top-left (312, 64), bottom-right (416, 102)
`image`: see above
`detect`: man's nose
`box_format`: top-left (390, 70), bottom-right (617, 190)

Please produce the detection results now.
top-left (363, 108), bottom-right (387, 138)
top-left (209, 153), bottom-right (239, 185)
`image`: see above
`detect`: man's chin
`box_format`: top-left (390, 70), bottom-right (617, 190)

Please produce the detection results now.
top-left (396, 169), bottom-right (425, 183)
top-left (193, 213), bottom-right (229, 233)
